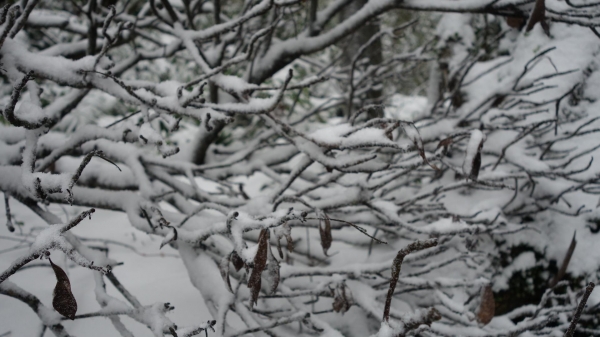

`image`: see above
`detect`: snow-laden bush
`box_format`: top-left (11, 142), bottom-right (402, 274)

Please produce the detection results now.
top-left (2, 0), bottom-right (600, 336)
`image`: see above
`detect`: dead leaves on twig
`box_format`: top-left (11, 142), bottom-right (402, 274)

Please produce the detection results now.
top-left (49, 258), bottom-right (77, 320)
top-left (220, 228), bottom-right (286, 305)
top-left (218, 228), bottom-right (284, 306)
top-left (476, 285), bottom-right (495, 326)
top-left (402, 123), bottom-right (439, 171)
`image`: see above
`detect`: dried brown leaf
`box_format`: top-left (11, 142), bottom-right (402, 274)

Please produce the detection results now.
top-left (219, 253), bottom-right (233, 293)
top-left (319, 211), bottom-right (332, 256)
top-left (476, 285), bottom-right (495, 326)
top-left (525, 0), bottom-right (549, 35)
top-left (266, 261), bottom-right (280, 295)
top-left (50, 259), bottom-right (77, 320)
top-left (248, 229), bottom-right (269, 307)
top-left (231, 251), bottom-right (245, 271)
top-left (469, 148), bottom-right (482, 180)
top-left (506, 17), bottom-right (525, 29)
top-left (437, 137), bottom-right (454, 149)
top-left (276, 238), bottom-right (284, 259)
top-left (463, 133), bottom-right (486, 180)
top-left (249, 278), bottom-right (261, 308)
top-left (286, 235), bottom-right (294, 253)
top-left (332, 283), bottom-right (353, 314)
top-left (266, 242), bottom-right (280, 295)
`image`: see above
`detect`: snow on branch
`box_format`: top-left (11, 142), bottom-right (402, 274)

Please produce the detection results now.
top-left (1, 0), bottom-right (600, 336)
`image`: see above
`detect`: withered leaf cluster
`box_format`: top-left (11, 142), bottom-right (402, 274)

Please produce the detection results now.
top-left (220, 228), bottom-right (284, 307)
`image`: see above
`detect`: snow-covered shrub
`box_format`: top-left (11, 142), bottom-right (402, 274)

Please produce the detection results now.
top-left (2, 0), bottom-right (600, 336)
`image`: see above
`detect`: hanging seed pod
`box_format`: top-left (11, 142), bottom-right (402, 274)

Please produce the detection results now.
top-left (49, 259), bottom-right (77, 320)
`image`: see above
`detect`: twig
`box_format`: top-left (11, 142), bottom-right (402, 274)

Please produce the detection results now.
top-left (0, 209), bottom-right (97, 285)
top-left (383, 239), bottom-right (438, 322)
top-left (564, 282), bottom-right (595, 337)
top-left (548, 232), bottom-right (577, 288)
top-left (4, 193), bottom-right (14, 232)
top-left (304, 217), bottom-right (387, 244)
top-left (104, 111), bottom-right (141, 128)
